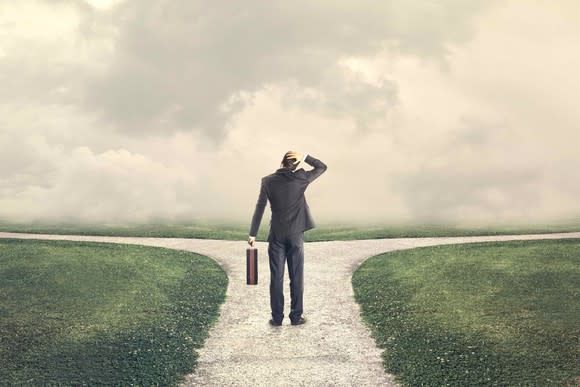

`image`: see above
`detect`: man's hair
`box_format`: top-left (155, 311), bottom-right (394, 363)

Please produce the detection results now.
top-left (281, 151), bottom-right (299, 171)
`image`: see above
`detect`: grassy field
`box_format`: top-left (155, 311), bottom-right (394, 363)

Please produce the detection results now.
top-left (0, 239), bottom-right (227, 386)
top-left (1, 220), bottom-right (580, 241)
top-left (352, 239), bottom-right (580, 386)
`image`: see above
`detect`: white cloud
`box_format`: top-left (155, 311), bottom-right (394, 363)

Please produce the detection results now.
top-left (81, 0), bottom-right (489, 137)
top-left (0, 0), bottom-right (579, 225)
top-left (83, 0), bottom-right (125, 11)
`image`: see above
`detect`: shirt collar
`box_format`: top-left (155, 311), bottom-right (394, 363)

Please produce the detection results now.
top-left (276, 167), bottom-right (294, 174)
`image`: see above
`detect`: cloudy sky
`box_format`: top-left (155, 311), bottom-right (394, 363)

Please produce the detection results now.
top-left (1, 0), bottom-right (579, 225)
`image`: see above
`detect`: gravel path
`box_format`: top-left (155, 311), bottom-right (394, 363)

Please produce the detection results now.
top-left (2, 231), bottom-right (579, 386)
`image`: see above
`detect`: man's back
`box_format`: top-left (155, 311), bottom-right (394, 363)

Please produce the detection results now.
top-left (249, 154), bottom-right (327, 240)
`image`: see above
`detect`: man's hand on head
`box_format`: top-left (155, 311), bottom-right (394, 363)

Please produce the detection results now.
top-left (248, 236), bottom-right (256, 246)
top-left (286, 151), bottom-right (304, 165)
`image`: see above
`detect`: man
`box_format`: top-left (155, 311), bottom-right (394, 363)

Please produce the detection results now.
top-left (248, 151), bottom-right (327, 326)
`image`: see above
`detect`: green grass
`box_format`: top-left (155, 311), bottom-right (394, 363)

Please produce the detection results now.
top-left (0, 239), bottom-right (227, 386)
top-left (1, 220), bottom-right (580, 241)
top-left (352, 239), bottom-right (580, 386)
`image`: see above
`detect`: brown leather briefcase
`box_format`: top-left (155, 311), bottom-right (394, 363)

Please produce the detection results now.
top-left (246, 247), bottom-right (258, 285)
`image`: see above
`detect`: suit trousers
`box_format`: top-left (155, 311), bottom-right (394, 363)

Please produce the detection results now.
top-left (267, 232), bottom-right (304, 323)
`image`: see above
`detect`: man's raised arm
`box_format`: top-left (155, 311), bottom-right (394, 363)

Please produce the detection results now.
top-left (303, 154), bottom-right (327, 182)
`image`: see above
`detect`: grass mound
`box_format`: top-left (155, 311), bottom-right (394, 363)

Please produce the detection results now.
top-left (0, 239), bottom-right (227, 385)
top-left (1, 221), bottom-right (580, 241)
top-left (352, 239), bottom-right (580, 386)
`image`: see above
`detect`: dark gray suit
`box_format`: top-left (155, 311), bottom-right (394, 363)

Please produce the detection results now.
top-left (249, 155), bottom-right (327, 323)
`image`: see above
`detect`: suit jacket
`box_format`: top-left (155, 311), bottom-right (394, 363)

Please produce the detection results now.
top-left (249, 155), bottom-right (327, 241)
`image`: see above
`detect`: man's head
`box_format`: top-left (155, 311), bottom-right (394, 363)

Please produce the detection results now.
top-left (281, 151), bottom-right (299, 171)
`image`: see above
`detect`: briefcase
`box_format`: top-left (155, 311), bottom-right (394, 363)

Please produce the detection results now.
top-left (246, 247), bottom-right (258, 285)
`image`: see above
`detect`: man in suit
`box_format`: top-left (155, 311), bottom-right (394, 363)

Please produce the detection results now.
top-left (248, 151), bottom-right (327, 326)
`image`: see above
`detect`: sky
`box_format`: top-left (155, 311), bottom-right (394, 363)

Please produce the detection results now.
top-left (1, 0), bottom-right (579, 225)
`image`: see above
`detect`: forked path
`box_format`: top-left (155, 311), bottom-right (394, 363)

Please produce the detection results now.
top-left (2, 231), bottom-right (579, 386)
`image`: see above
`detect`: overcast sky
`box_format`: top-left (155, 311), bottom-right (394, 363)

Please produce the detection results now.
top-left (1, 0), bottom-right (579, 225)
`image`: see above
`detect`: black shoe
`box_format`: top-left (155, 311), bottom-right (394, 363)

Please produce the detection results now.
top-left (269, 319), bottom-right (282, 326)
top-left (291, 317), bottom-right (306, 326)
